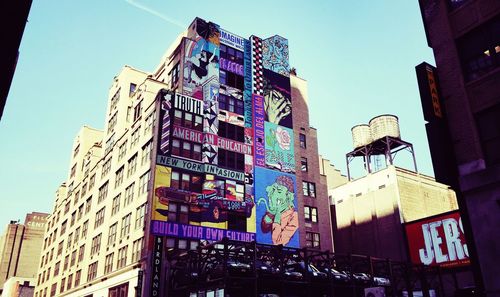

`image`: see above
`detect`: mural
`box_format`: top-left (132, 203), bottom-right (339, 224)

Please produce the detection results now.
top-left (264, 122), bottom-right (295, 173)
top-left (158, 90), bottom-right (173, 155)
top-left (219, 28), bottom-right (245, 51)
top-left (262, 35), bottom-right (290, 77)
top-left (203, 100), bottom-right (218, 164)
top-left (152, 165), bottom-right (172, 221)
top-left (243, 39), bottom-right (253, 127)
top-left (220, 84), bottom-right (243, 100)
top-left (263, 69), bottom-right (293, 129)
top-left (194, 19), bottom-right (220, 46)
top-left (251, 36), bottom-right (264, 96)
top-left (255, 168), bottom-right (299, 247)
top-left (218, 110), bottom-right (245, 127)
top-left (183, 38), bottom-right (219, 99)
top-left (253, 94), bottom-right (266, 167)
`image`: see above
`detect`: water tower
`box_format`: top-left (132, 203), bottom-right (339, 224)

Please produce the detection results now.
top-left (346, 115), bottom-right (417, 180)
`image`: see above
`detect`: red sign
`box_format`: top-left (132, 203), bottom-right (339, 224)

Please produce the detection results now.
top-left (405, 211), bottom-right (470, 268)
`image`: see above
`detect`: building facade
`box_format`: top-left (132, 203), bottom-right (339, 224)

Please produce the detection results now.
top-left (417, 1), bottom-right (500, 295)
top-left (34, 17), bottom-right (333, 297)
top-left (0, 212), bottom-right (48, 293)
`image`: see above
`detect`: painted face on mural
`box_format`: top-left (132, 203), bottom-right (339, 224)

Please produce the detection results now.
top-left (257, 175), bottom-right (298, 246)
top-left (264, 89), bottom-right (291, 125)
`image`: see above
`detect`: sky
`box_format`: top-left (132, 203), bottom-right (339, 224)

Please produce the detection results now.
top-left (0, 1), bottom-right (436, 224)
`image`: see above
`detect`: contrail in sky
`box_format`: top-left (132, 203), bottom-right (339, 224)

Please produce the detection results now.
top-left (125, 0), bottom-right (185, 29)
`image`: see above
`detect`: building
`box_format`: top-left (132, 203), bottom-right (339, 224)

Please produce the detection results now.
top-left (330, 165), bottom-right (459, 261)
top-left (34, 17), bottom-right (333, 297)
top-left (1, 278), bottom-right (36, 297)
top-left (0, 213), bottom-right (48, 294)
top-left (416, 1), bottom-right (500, 295)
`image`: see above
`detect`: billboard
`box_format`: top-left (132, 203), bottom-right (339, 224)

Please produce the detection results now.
top-left (255, 167), bottom-right (299, 247)
top-left (404, 211), bottom-right (470, 268)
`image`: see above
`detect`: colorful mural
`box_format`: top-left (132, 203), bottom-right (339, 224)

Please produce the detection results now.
top-left (218, 110), bottom-right (245, 127)
top-left (262, 35), bottom-right (290, 77)
top-left (152, 165), bottom-right (172, 221)
top-left (255, 168), bottom-right (299, 247)
top-left (220, 84), bottom-right (243, 100)
top-left (264, 122), bottom-right (295, 173)
top-left (203, 100), bottom-right (218, 164)
top-left (251, 36), bottom-right (264, 96)
top-left (183, 38), bottom-right (219, 99)
top-left (263, 69), bottom-right (293, 129)
top-left (253, 94), bottom-right (266, 167)
top-left (158, 90), bottom-right (173, 155)
top-left (243, 38), bottom-right (253, 127)
top-left (219, 28), bottom-right (245, 51)
top-left (194, 18), bottom-right (220, 46)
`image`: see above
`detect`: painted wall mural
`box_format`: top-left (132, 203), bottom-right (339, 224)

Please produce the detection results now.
top-left (203, 100), bottom-right (218, 164)
top-left (255, 167), bottom-right (299, 247)
top-left (218, 110), bottom-right (245, 127)
top-left (152, 165), bottom-right (172, 221)
top-left (251, 36), bottom-right (264, 96)
top-left (263, 69), bottom-right (293, 129)
top-left (220, 84), bottom-right (243, 100)
top-left (194, 18), bottom-right (220, 46)
top-left (264, 122), bottom-right (295, 173)
top-left (219, 28), bottom-right (245, 51)
top-left (262, 35), bottom-right (290, 77)
top-left (158, 90), bottom-right (173, 155)
top-left (243, 39), bottom-right (253, 127)
top-left (253, 94), bottom-right (266, 167)
top-left (183, 38), bottom-right (220, 99)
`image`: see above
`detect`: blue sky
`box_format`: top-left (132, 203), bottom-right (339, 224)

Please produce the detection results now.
top-left (0, 1), bottom-right (435, 223)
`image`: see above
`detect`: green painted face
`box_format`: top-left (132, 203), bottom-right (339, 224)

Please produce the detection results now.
top-left (266, 183), bottom-right (293, 215)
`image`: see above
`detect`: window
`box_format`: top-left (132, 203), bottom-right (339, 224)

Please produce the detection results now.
top-left (138, 171), bottom-right (150, 195)
top-left (78, 245), bottom-right (85, 262)
top-left (171, 138), bottom-right (202, 161)
top-left (108, 112), bottom-right (118, 134)
top-left (173, 110), bottom-right (203, 131)
top-left (81, 183), bottom-right (87, 197)
top-left (70, 250), bottom-right (76, 266)
top-left (301, 157), bottom-right (308, 172)
top-left (50, 283), bottom-right (56, 297)
top-left (120, 213), bottom-right (132, 238)
top-left (306, 232), bottom-right (320, 249)
top-left (299, 133), bottom-right (307, 148)
top-left (476, 103), bottom-right (500, 165)
top-left (60, 278), bottom-right (66, 293)
top-left (117, 246), bottom-right (128, 269)
top-left (170, 171), bottom-right (202, 192)
top-left (66, 274), bottom-right (73, 290)
top-left (219, 94), bottom-right (244, 115)
top-left (63, 254), bottom-right (69, 270)
top-left (166, 238), bottom-right (199, 251)
top-left (74, 227), bottom-right (80, 244)
top-left (101, 157), bottom-right (112, 178)
top-left (302, 181), bottom-right (316, 197)
top-left (85, 197), bottom-right (92, 214)
top-left (124, 183), bottom-right (135, 206)
top-left (60, 220), bottom-right (67, 236)
top-left (304, 206), bottom-right (318, 223)
top-left (144, 112), bottom-right (156, 135)
top-left (227, 212), bottom-right (247, 232)
top-left (90, 234), bottom-right (102, 256)
top-left (64, 200), bottom-right (70, 214)
top-left (135, 203), bottom-right (147, 230)
top-left (87, 262), bottom-right (98, 281)
top-left (77, 204), bottom-right (84, 220)
top-left (104, 253), bottom-right (114, 274)
top-left (81, 220), bottom-right (89, 238)
top-left (127, 154), bottom-right (138, 177)
top-left (457, 16), bottom-right (500, 81)
top-left (89, 174), bottom-right (96, 190)
top-left (74, 270), bottom-right (81, 287)
top-left (70, 164), bottom-right (77, 178)
top-left (54, 261), bottom-right (60, 276)
top-left (170, 62), bottom-right (180, 86)
top-left (219, 69), bottom-right (244, 90)
top-left (108, 223), bottom-right (118, 246)
top-left (70, 211), bottom-right (76, 226)
top-left (57, 241), bottom-right (63, 256)
top-left (110, 88), bottom-right (120, 112)
top-left (132, 238), bottom-right (144, 262)
top-left (94, 207), bottom-right (105, 228)
top-left (133, 100), bottom-right (142, 122)
top-left (67, 233), bottom-right (73, 249)
top-left (167, 202), bottom-right (189, 224)
top-left (217, 149), bottom-right (245, 171)
top-left (73, 144), bottom-right (80, 158)
top-left (109, 282), bottom-right (129, 297)
top-left (129, 83), bottom-right (137, 96)
top-left (218, 121), bottom-right (244, 142)
top-left (141, 141), bottom-right (152, 165)
top-left (131, 126), bottom-right (141, 147)
top-left (98, 182), bottom-right (109, 203)
top-left (118, 141), bottom-right (128, 161)
top-left (115, 166), bottom-right (124, 188)
top-left (111, 195), bottom-right (121, 216)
